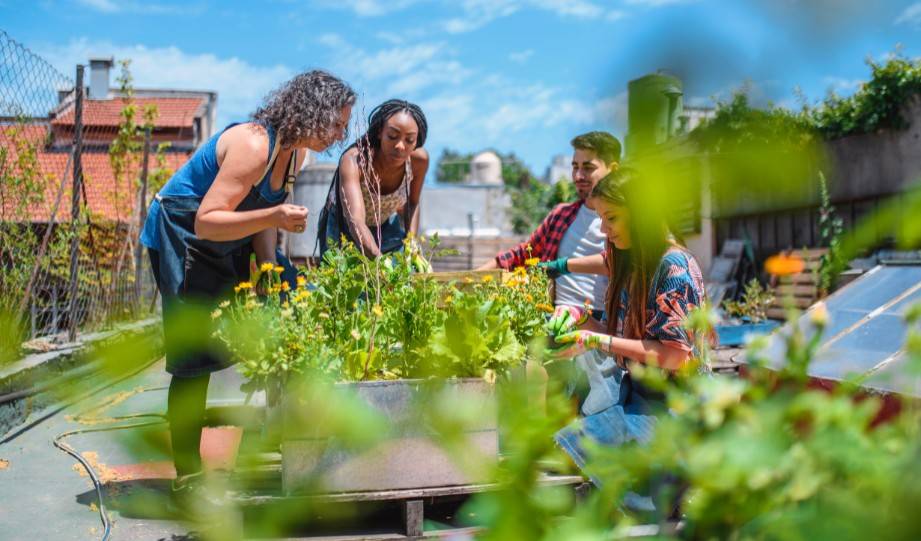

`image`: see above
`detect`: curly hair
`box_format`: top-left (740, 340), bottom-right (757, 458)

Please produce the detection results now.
top-left (251, 70), bottom-right (356, 148)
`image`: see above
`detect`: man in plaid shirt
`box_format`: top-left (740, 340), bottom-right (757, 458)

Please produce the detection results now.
top-left (480, 131), bottom-right (620, 313)
top-left (481, 132), bottom-right (621, 416)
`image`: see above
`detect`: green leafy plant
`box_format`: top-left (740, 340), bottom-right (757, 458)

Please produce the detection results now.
top-left (722, 278), bottom-right (775, 323)
top-left (214, 240), bottom-right (551, 388)
top-left (813, 53), bottom-right (921, 139)
top-left (817, 171), bottom-right (845, 296)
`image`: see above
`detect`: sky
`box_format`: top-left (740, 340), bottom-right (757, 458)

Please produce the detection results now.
top-left (3, 0), bottom-right (921, 182)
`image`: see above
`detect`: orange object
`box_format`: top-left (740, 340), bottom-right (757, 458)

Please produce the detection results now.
top-left (765, 253), bottom-right (805, 276)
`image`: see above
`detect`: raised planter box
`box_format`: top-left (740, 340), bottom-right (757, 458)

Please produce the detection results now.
top-left (279, 378), bottom-right (497, 495)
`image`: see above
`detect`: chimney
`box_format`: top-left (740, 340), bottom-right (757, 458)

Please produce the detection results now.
top-left (88, 57), bottom-right (113, 99)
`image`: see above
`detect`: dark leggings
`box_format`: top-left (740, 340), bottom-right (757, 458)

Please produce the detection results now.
top-left (167, 373), bottom-right (211, 477)
top-left (149, 248), bottom-right (213, 478)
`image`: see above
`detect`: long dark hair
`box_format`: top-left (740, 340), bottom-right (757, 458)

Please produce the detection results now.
top-left (592, 168), bottom-right (684, 338)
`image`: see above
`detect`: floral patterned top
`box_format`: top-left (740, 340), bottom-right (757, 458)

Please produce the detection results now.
top-left (614, 247), bottom-right (707, 352)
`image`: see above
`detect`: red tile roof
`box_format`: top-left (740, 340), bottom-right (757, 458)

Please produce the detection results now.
top-left (52, 97), bottom-right (204, 129)
top-left (1, 123), bottom-right (191, 223)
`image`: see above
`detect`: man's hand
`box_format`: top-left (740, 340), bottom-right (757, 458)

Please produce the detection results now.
top-left (545, 305), bottom-right (588, 336)
top-left (537, 257), bottom-right (569, 279)
top-left (550, 330), bottom-right (611, 359)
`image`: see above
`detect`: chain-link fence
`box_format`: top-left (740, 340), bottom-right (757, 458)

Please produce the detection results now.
top-left (1, 29), bottom-right (164, 356)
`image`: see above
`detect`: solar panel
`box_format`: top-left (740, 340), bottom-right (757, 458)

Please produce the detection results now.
top-left (752, 265), bottom-right (921, 397)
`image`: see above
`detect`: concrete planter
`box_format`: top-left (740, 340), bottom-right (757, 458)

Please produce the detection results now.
top-left (278, 378), bottom-right (497, 495)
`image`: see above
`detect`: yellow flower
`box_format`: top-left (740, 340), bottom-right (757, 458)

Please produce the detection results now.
top-left (482, 275), bottom-right (494, 283)
top-left (525, 293), bottom-right (533, 302)
top-left (281, 281), bottom-right (290, 292)
top-left (444, 295), bottom-right (454, 304)
top-left (296, 276), bottom-right (307, 287)
top-left (525, 257), bottom-right (539, 267)
top-left (372, 304), bottom-right (384, 317)
top-left (237, 281), bottom-right (253, 290)
top-left (260, 262), bottom-right (274, 273)
top-left (274, 265), bottom-right (284, 273)
top-left (464, 277), bottom-right (474, 284)
top-left (536, 303), bottom-right (554, 314)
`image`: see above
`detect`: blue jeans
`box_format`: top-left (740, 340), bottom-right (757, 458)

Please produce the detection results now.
top-left (554, 367), bottom-right (663, 511)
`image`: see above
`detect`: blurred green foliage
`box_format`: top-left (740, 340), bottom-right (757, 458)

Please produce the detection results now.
top-left (813, 53), bottom-right (921, 139)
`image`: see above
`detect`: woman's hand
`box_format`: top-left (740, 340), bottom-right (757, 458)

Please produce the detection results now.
top-left (550, 330), bottom-right (612, 359)
top-left (545, 304), bottom-right (588, 336)
top-left (274, 204), bottom-right (309, 233)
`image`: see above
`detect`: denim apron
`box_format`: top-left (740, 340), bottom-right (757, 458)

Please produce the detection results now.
top-left (155, 142), bottom-right (294, 376)
top-left (317, 149), bottom-right (409, 260)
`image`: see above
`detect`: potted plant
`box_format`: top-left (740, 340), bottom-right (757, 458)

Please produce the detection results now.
top-left (213, 238), bottom-right (551, 494)
top-left (716, 278), bottom-right (780, 347)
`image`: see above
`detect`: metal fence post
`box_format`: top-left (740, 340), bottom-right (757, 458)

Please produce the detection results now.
top-left (67, 65), bottom-right (84, 343)
top-left (135, 127), bottom-right (151, 305)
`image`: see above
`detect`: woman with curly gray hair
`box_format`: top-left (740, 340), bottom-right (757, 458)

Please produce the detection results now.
top-left (138, 69), bottom-right (355, 519)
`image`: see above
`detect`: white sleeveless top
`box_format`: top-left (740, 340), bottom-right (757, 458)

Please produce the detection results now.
top-left (360, 159), bottom-right (411, 226)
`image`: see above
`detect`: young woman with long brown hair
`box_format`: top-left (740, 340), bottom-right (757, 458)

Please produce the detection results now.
top-left (549, 167), bottom-right (708, 508)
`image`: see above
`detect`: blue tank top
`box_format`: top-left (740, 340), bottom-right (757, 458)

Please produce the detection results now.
top-left (140, 122), bottom-right (288, 250)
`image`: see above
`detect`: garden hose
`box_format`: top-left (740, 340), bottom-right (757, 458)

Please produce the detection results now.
top-left (1, 350), bottom-right (166, 541)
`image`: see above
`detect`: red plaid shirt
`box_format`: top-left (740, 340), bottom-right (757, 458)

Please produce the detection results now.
top-left (496, 200), bottom-right (584, 269)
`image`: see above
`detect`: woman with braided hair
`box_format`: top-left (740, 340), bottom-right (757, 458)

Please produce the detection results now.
top-left (318, 99), bottom-right (429, 258)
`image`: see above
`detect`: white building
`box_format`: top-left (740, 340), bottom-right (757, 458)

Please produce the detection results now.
top-left (544, 154), bottom-right (572, 184)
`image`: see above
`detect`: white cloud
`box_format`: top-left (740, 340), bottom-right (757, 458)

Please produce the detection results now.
top-left (824, 76), bottom-right (863, 95)
top-left (508, 49), bottom-right (534, 63)
top-left (625, 0), bottom-right (696, 6)
top-left (75, 0), bottom-right (117, 12)
top-left (74, 0), bottom-right (202, 14)
top-left (35, 38), bottom-right (292, 127)
top-left (312, 0), bottom-right (421, 16)
top-left (895, 2), bottom-right (921, 26)
top-left (316, 34), bottom-right (473, 97)
top-left (315, 0), bottom-right (625, 32)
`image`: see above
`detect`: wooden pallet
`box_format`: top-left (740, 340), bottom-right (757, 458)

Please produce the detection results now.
top-left (230, 455), bottom-right (586, 539)
top-left (766, 248), bottom-right (827, 320)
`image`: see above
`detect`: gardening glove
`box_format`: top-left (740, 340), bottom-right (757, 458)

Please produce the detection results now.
top-left (550, 330), bottom-right (612, 360)
top-left (545, 304), bottom-right (588, 336)
top-left (538, 257), bottom-right (570, 279)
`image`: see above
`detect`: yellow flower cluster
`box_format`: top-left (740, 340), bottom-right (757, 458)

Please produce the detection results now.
top-left (234, 281), bottom-right (254, 293)
top-left (524, 257), bottom-right (539, 267)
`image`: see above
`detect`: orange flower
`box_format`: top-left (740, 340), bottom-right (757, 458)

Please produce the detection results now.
top-left (765, 253), bottom-right (805, 276)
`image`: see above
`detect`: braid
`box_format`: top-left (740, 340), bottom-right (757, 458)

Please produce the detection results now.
top-left (364, 99), bottom-right (428, 149)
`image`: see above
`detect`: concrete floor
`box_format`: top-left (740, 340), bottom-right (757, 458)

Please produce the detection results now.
top-left (0, 359), bottom-right (252, 541)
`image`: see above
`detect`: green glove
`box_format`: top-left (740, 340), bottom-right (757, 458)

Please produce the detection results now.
top-left (537, 257), bottom-right (570, 279)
